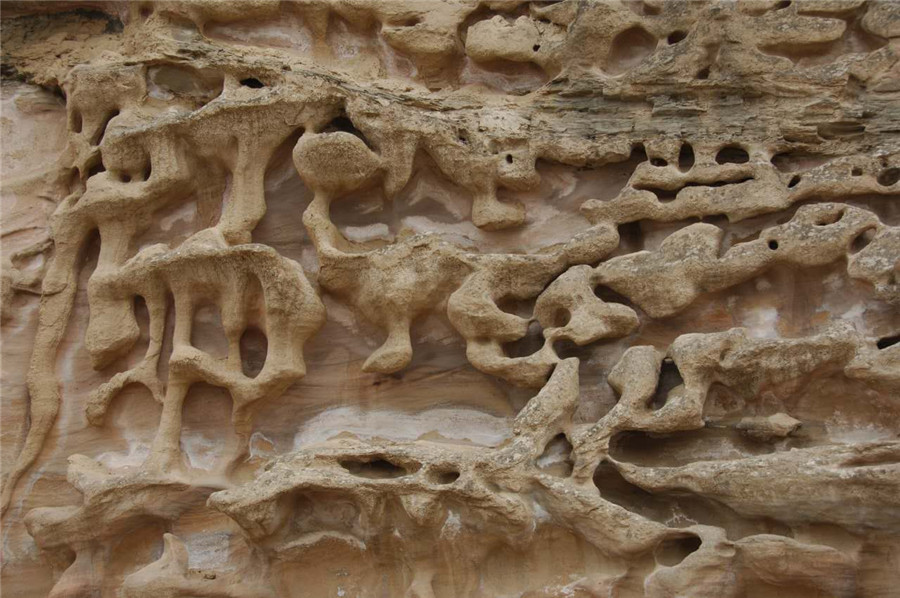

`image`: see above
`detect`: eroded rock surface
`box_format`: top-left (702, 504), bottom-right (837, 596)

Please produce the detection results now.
top-left (1, 1), bottom-right (899, 596)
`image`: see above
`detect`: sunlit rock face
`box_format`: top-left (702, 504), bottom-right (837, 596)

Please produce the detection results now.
top-left (1, 1), bottom-right (899, 596)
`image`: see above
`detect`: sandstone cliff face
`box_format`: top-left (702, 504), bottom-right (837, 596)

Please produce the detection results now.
top-left (1, 1), bottom-right (899, 596)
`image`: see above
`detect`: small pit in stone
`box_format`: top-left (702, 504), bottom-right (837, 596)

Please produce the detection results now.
top-left (877, 168), bottom-right (900, 187)
top-left (655, 535), bottom-right (702, 566)
top-left (429, 469), bottom-right (461, 484)
top-left (650, 359), bottom-right (684, 410)
top-left (340, 458), bottom-right (413, 479)
top-left (716, 146), bottom-right (749, 165)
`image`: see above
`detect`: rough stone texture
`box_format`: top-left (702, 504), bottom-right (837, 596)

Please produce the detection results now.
top-left (1, 1), bottom-right (899, 596)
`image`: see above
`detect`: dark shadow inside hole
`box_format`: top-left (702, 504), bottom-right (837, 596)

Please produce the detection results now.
top-left (594, 285), bottom-right (638, 310)
top-left (768, 239), bottom-right (779, 250)
top-left (340, 458), bottom-right (411, 479)
top-left (715, 146), bottom-right (749, 164)
top-left (322, 113), bottom-right (371, 148)
top-left (503, 321), bottom-right (544, 358)
top-left (86, 156), bottom-right (106, 178)
top-left (497, 295), bottom-right (536, 319)
top-left (156, 294), bottom-right (176, 384)
top-left (851, 167), bottom-right (863, 176)
top-left (637, 186), bottom-right (678, 202)
top-left (668, 30), bottom-right (687, 44)
top-left (877, 168), bottom-right (900, 187)
top-left (877, 334), bottom-right (900, 350)
top-left (678, 143), bottom-right (694, 172)
top-left (552, 339), bottom-right (586, 360)
top-left (240, 326), bottom-right (268, 378)
top-left (655, 535), bottom-right (702, 566)
top-left (814, 210), bottom-right (844, 226)
top-left (91, 109), bottom-right (119, 146)
top-left (850, 227), bottom-right (876, 253)
top-left (650, 158), bottom-right (668, 167)
top-left (651, 358), bottom-right (684, 410)
top-left (630, 143), bottom-right (648, 163)
top-left (788, 175), bottom-right (801, 188)
top-left (696, 66), bottom-right (710, 79)
top-left (240, 77), bottom-right (265, 88)
top-left (615, 221), bottom-right (644, 253)
top-left (550, 307), bottom-right (571, 328)
top-left (430, 469), bottom-right (460, 484)
top-left (71, 110), bottom-right (82, 133)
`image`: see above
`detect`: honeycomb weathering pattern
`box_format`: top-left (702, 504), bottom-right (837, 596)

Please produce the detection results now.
top-left (0, 0), bottom-right (899, 596)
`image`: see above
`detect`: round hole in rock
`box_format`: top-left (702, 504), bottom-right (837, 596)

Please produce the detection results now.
top-left (606, 26), bottom-right (657, 75)
top-left (655, 535), bottom-right (702, 566)
top-left (651, 158), bottom-right (668, 167)
top-left (506, 154), bottom-right (513, 164)
top-left (551, 307), bottom-right (571, 328)
top-left (533, 44), bottom-right (541, 52)
top-left (877, 167), bottom-right (899, 187)
top-left (240, 326), bottom-right (268, 378)
top-left (768, 240), bottom-right (779, 250)
top-left (715, 146), bottom-right (749, 164)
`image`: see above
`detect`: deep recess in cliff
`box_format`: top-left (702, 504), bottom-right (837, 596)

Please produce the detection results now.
top-left (1, 1), bottom-right (899, 596)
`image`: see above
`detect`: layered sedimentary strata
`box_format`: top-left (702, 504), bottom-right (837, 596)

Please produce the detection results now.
top-left (1, 1), bottom-right (899, 596)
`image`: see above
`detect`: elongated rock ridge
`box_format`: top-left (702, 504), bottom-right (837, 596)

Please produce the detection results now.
top-left (1, 1), bottom-right (899, 596)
